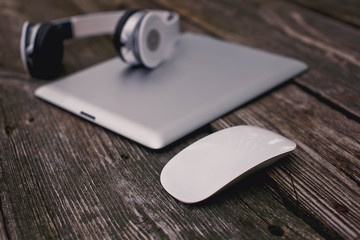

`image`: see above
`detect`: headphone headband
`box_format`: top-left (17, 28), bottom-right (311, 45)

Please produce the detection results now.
top-left (56, 11), bottom-right (125, 38)
top-left (52, 10), bottom-right (178, 39)
top-left (21, 10), bottom-right (180, 78)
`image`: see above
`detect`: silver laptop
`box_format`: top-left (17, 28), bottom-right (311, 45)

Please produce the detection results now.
top-left (35, 32), bottom-right (307, 149)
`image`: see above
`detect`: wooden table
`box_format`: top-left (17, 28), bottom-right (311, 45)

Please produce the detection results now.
top-left (1, 0), bottom-right (359, 239)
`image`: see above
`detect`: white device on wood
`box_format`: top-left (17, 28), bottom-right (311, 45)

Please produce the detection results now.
top-left (35, 32), bottom-right (307, 149)
top-left (160, 125), bottom-right (296, 204)
top-left (20, 10), bottom-right (180, 79)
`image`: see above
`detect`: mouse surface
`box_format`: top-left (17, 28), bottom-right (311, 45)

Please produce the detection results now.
top-left (160, 125), bottom-right (296, 204)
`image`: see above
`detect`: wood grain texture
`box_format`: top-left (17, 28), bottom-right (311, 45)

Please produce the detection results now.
top-left (0, 71), bottom-right (325, 239)
top-left (286, 0), bottom-right (360, 28)
top-left (1, 0), bottom-right (360, 239)
top-left (1, 75), bottom-right (359, 239)
top-left (214, 83), bottom-right (360, 239)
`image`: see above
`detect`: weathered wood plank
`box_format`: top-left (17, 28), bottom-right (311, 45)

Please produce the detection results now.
top-left (0, 71), bottom-right (326, 239)
top-left (0, 200), bottom-right (9, 240)
top-left (1, 0), bottom-right (359, 239)
top-left (1, 72), bottom-right (359, 239)
top-left (286, 0), bottom-right (360, 28)
top-left (145, 0), bottom-right (360, 119)
top-left (213, 83), bottom-right (360, 239)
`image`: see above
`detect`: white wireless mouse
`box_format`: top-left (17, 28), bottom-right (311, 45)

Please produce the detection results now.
top-left (160, 125), bottom-right (296, 204)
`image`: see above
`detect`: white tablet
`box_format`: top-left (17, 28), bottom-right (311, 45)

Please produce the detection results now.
top-left (35, 32), bottom-right (307, 149)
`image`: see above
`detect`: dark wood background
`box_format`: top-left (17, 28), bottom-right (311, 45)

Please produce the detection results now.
top-left (1, 0), bottom-right (359, 239)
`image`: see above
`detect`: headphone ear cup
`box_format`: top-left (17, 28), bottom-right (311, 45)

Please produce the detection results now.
top-left (28, 23), bottom-right (64, 79)
top-left (113, 9), bottom-right (140, 63)
top-left (136, 13), bottom-right (168, 68)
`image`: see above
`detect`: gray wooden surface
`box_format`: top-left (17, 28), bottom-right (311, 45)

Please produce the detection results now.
top-left (0, 0), bottom-right (359, 239)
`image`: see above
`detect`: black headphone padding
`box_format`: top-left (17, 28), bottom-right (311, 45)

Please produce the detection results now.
top-left (28, 22), bottom-right (64, 79)
top-left (113, 9), bottom-right (140, 63)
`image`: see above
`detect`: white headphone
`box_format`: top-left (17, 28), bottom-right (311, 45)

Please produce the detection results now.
top-left (20, 9), bottom-right (180, 79)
